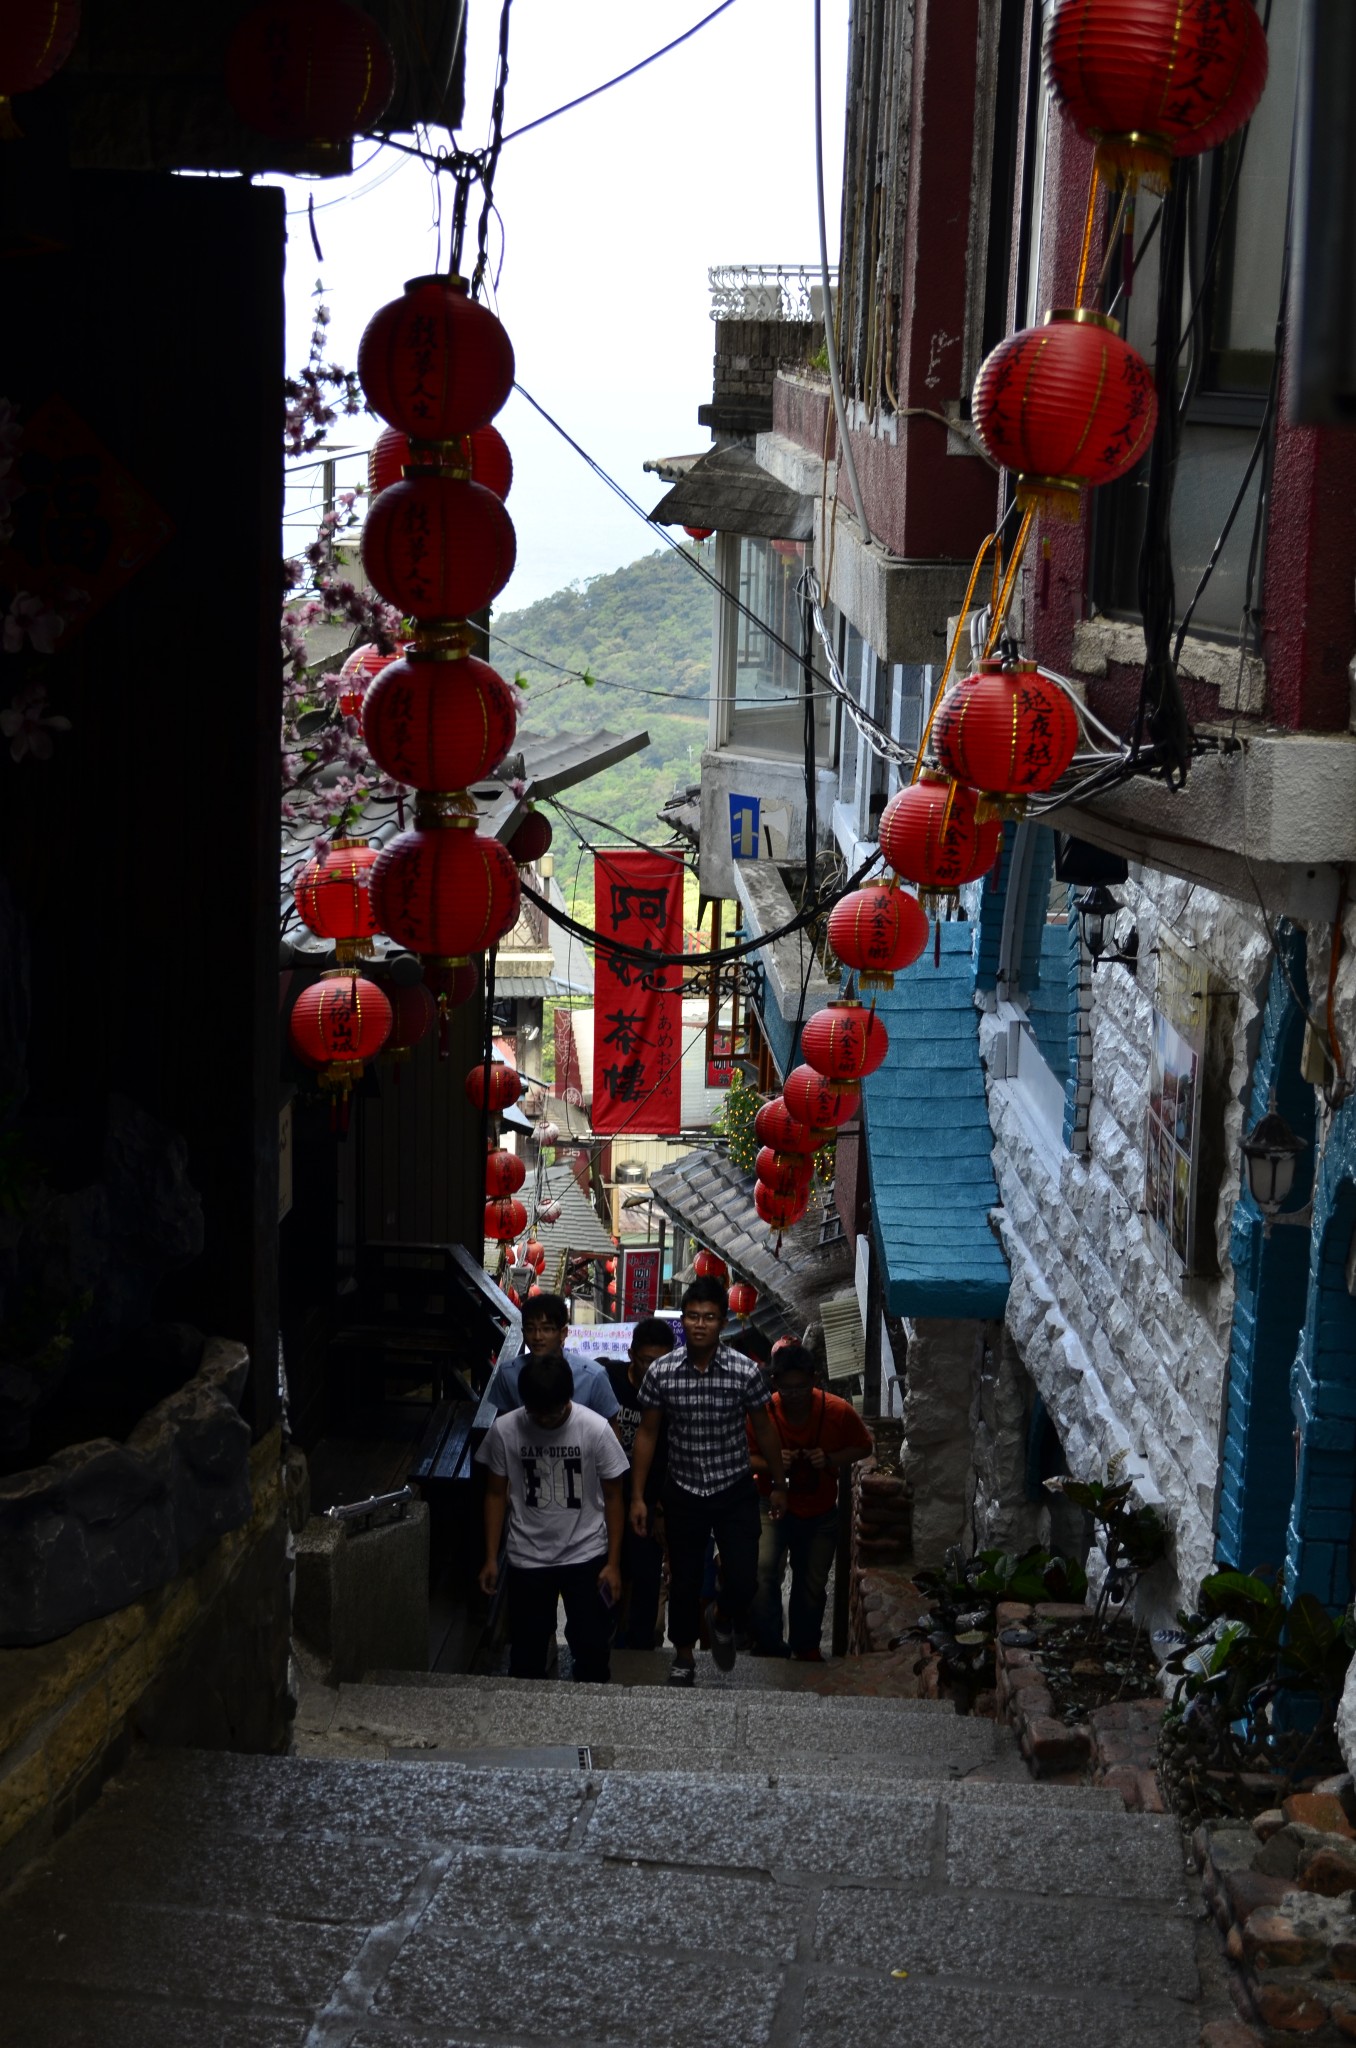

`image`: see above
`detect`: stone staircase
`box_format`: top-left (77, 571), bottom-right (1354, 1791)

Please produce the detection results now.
top-left (0, 1660), bottom-right (1225, 2048)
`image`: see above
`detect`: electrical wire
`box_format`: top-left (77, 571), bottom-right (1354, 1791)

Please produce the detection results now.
top-left (499, 1), bottom-right (741, 145)
top-left (520, 851), bottom-right (879, 974)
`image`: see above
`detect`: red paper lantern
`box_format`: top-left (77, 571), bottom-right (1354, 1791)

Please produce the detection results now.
top-left (524, 1238), bottom-right (547, 1272)
top-left (801, 1001), bottom-right (890, 1082)
top-left (289, 971), bottom-right (392, 1109)
top-left (369, 423), bottom-right (513, 501)
top-left (1046, 0), bottom-right (1269, 189)
top-left (755, 1182), bottom-right (807, 1231)
top-left (485, 1146), bottom-right (527, 1198)
top-left (425, 958), bottom-right (479, 1007)
top-left (770, 538), bottom-right (804, 561)
top-left (362, 474), bottom-right (516, 624)
top-left (972, 312), bottom-right (1157, 513)
top-left (755, 1149), bottom-right (814, 1197)
top-left (466, 1061), bottom-right (523, 1111)
top-left (293, 839), bottom-right (381, 961)
top-left (879, 780), bottom-right (1002, 896)
top-left (683, 525), bottom-right (714, 542)
top-left (933, 659), bottom-right (1080, 798)
top-left (537, 1197), bottom-right (562, 1225)
top-left (0, 0), bottom-right (80, 100)
top-left (377, 977), bottom-right (435, 1064)
top-left (485, 1196), bottom-right (527, 1243)
top-left (363, 650), bottom-right (517, 793)
top-left (226, 0), bottom-right (394, 144)
top-left (753, 1098), bottom-right (824, 1156)
top-left (783, 1067), bottom-right (860, 1130)
top-left (359, 274), bottom-right (515, 439)
top-left (693, 1250), bottom-right (728, 1282)
top-left (828, 881), bottom-right (930, 990)
top-left (727, 1281), bottom-right (758, 1318)
top-left (371, 813), bottom-right (520, 963)
top-left (506, 808), bottom-right (553, 866)
top-left (337, 641), bottom-right (397, 717)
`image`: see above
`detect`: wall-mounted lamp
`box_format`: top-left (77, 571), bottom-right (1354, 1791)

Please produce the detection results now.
top-left (1241, 1096), bottom-right (1308, 1233)
top-left (1074, 884), bottom-right (1139, 971)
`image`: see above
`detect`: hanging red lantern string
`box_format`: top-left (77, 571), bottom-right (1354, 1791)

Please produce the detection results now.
top-left (362, 470), bottom-right (516, 625)
top-left (1045, 0), bottom-right (1269, 193)
top-left (485, 1146), bottom-right (527, 1198)
top-left (800, 1000), bottom-right (890, 1082)
top-left (827, 881), bottom-right (929, 991)
top-left (933, 658), bottom-right (1081, 802)
top-left (288, 970), bottom-right (392, 1130)
top-left (369, 423), bottom-right (513, 501)
top-left (363, 646), bottom-right (518, 794)
top-left (693, 1250), bottom-right (728, 1282)
top-left (485, 1196), bottom-right (528, 1243)
top-left (293, 838), bottom-right (382, 964)
top-left (359, 274), bottom-right (515, 441)
top-left (727, 1281), bottom-right (758, 1319)
top-left (465, 1061), bottom-right (524, 1112)
top-left (1, 1), bottom-right (81, 131)
top-left (755, 1149), bottom-right (814, 1198)
top-left (972, 311), bottom-right (1157, 518)
top-left (370, 803), bottom-right (521, 966)
top-left (524, 1238), bottom-right (547, 1273)
top-left (753, 1097), bottom-right (829, 1156)
top-left (336, 641), bottom-right (397, 718)
top-left (879, 777), bottom-right (1002, 903)
top-left (506, 807), bottom-right (553, 867)
top-left (422, 958), bottom-right (479, 1059)
top-left (373, 976), bottom-right (435, 1074)
top-left (226, 0), bottom-right (395, 146)
top-left (755, 1182), bottom-right (808, 1232)
top-left (783, 1066), bottom-right (860, 1130)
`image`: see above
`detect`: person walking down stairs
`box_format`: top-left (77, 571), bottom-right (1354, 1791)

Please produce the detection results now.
top-left (628, 1276), bottom-right (789, 1687)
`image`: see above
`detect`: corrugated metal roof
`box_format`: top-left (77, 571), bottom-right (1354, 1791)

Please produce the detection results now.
top-left (648, 1149), bottom-right (852, 1328)
top-left (863, 922), bottom-right (1010, 1320)
top-left (495, 974), bottom-right (589, 999)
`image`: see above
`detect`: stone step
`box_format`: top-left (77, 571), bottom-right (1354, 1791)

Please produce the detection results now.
top-left (2, 1749), bottom-right (1204, 2046)
top-left (310, 1678), bottom-right (1007, 1778)
top-left (361, 1659), bottom-right (963, 1712)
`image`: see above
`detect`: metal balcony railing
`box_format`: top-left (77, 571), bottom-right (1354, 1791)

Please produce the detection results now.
top-left (708, 263), bottom-right (836, 324)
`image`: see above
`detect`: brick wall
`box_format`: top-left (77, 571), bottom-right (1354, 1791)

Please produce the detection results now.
top-left (712, 320), bottom-right (818, 407)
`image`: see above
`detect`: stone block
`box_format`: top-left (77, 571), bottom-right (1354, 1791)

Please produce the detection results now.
top-left (1250, 1979), bottom-right (1328, 2033)
top-left (1286, 1791), bottom-right (1355, 1838)
top-left (293, 1506), bottom-right (430, 1684)
top-left (1199, 2020), bottom-right (1266, 2047)
top-left (1023, 1716), bottom-right (1093, 1776)
top-left (1242, 1909), bottom-right (1325, 1967)
top-left (1299, 1846), bottom-right (1356, 1896)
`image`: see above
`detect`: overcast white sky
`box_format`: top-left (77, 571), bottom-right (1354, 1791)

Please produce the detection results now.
top-left (271, 0), bottom-right (848, 610)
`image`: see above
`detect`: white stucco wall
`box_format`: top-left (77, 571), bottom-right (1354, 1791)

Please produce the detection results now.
top-left (980, 873), bottom-right (1272, 1607)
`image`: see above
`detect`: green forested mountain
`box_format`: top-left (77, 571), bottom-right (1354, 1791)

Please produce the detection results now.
top-left (490, 547), bottom-right (713, 920)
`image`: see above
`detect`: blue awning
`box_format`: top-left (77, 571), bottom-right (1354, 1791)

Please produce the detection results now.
top-left (863, 921), bottom-right (1010, 1320)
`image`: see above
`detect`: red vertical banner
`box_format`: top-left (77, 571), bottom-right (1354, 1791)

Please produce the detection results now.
top-left (592, 850), bottom-right (685, 1135)
top-left (621, 1247), bottom-right (662, 1319)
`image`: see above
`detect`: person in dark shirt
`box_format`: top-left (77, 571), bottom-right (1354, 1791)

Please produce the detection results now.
top-left (603, 1317), bottom-right (675, 1649)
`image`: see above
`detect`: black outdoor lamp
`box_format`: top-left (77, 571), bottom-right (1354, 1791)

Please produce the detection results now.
top-left (1241, 1097), bottom-right (1308, 1232)
top-left (1074, 884), bottom-right (1139, 970)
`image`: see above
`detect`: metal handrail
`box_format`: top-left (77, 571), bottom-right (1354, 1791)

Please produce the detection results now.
top-left (708, 263), bottom-right (837, 323)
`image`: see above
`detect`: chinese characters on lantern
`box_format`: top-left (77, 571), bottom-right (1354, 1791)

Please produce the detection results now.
top-left (591, 850), bottom-right (685, 1135)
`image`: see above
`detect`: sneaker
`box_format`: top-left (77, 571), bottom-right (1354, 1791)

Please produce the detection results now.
top-left (791, 1647), bottom-right (825, 1663)
top-left (667, 1660), bottom-right (696, 1688)
top-left (707, 1604), bottom-right (737, 1672)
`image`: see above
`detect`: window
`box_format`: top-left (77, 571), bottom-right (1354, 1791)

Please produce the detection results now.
top-left (1091, 0), bottom-right (1300, 639)
top-left (715, 534), bottom-right (836, 761)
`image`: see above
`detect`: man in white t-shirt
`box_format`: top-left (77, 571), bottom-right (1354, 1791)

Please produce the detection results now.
top-left (476, 1352), bottom-right (630, 1682)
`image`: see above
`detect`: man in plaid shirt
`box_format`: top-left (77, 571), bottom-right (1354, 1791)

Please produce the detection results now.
top-left (629, 1276), bottom-right (789, 1686)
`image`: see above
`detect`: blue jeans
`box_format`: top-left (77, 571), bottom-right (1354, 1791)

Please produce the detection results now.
top-left (750, 1505), bottom-right (838, 1655)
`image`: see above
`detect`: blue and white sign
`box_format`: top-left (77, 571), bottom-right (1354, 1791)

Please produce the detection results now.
top-left (729, 793), bottom-right (760, 862)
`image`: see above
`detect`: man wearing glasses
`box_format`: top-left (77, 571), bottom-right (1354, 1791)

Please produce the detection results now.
top-left (628, 1275), bottom-right (789, 1686)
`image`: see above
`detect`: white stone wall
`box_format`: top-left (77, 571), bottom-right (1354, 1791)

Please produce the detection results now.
top-left (980, 873), bottom-right (1272, 1609)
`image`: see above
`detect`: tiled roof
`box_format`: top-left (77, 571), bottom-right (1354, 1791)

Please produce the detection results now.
top-left (648, 1148), bottom-right (852, 1332)
top-left (863, 921), bottom-right (1010, 1320)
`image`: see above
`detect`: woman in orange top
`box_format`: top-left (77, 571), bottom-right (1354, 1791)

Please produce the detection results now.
top-left (746, 1343), bottom-right (873, 1659)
